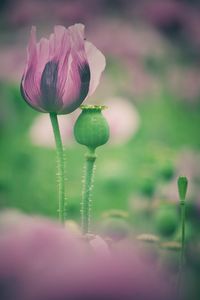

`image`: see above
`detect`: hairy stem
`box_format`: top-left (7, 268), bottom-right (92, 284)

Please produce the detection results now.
top-left (81, 148), bottom-right (96, 235)
top-left (49, 113), bottom-right (66, 223)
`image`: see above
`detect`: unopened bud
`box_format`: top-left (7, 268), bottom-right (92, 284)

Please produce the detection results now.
top-left (178, 176), bottom-right (188, 201)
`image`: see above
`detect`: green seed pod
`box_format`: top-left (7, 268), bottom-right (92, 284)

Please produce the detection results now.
top-left (74, 105), bottom-right (109, 150)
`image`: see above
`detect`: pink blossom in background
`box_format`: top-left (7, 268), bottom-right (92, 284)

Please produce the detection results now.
top-left (87, 20), bottom-right (168, 99)
top-left (0, 46), bottom-right (25, 82)
top-left (139, 0), bottom-right (187, 29)
top-left (5, 0), bottom-right (44, 27)
top-left (0, 211), bottom-right (174, 300)
top-left (87, 19), bottom-right (169, 61)
top-left (4, 0), bottom-right (101, 28)
top-left (136, 0), bottom-right (200, 52)
top-left (21, 24), bottom-right (105, 114)
top-left (89, 235), bottom-right (111, 258)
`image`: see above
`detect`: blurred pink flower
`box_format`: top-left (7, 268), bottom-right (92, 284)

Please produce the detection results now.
top-left (53, 0), bottom-right (102, 24)
top-left (87, 19), bottom-right (168, 61)
top-left (136, 0), bottom-right (200, 53)
top-left (139, 0), bottom-right (187, 29)
top-left (4, 0), bottom-right (102, 28)
top-left (0, 46), bottom-right (25, 82)
top-left (89, 235), bottom-right (111, 258)
top-left (21, 24), bottom-right (105, 114)
top-left (87, 19), bottom-right (168, 99)
top-left (6, 0), bottom-right (43, 27)
top-left (0, 211), bottom-right (174, 300)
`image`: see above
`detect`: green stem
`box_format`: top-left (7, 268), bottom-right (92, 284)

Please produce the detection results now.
top-left (81, 148), bottom-right (96, 235)
top-left (178, 199), bottom-right (186, 298)
top-left (180, 200), bottom-right (186, 266)
top-left (49, 113), bottom-right (66, 224)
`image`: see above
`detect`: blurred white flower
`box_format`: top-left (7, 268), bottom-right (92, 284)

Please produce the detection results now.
top-left (103, 97), bottom-right (140, 144)
top-left (29, 113), bottom-right (77, 148)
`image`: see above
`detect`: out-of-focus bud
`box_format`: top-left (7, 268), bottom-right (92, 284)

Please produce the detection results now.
top-left (154, 205), bottom-right (179, 237)
top-left (178, 176), bottom-right (188, 201)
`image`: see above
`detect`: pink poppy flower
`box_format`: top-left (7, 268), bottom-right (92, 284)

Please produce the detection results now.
top-left (0, 211), bottom-right (174, 300)
top-left (21, 24), bottom-right (105, 114)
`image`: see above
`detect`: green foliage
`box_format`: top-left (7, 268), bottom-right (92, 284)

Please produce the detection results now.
top-left (154, 206), bottom-right (179, 237)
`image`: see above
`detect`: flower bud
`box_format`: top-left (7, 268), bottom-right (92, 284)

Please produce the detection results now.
top-left (178, 176), bottom-right (188, 201)
top-left (74, 105), bottom-right (109, 149)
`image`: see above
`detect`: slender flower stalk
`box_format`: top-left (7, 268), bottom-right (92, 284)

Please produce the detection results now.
top-left (178, 176), bottom-right (188, 266)
top-left (50, 113), bottom-right (66, 223)
top-left (74, 105), bottom-right (109, 234)
top-left (81, 148), bottom-right (96, 234)
top-left (177, 176), bottom-right (188, 297)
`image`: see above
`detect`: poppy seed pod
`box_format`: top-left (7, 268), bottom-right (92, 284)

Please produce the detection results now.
top-left (21, 24), bottom-right (105, 114)
top-left (74, 105), bottom-right (109, 150)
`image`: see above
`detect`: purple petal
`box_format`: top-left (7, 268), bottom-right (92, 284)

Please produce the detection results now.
top-left (68, 23), bottom-right (85, 59)
top-left (25, 26), bottom-right (37, 75)
top-left (20, 77), bottom-right (45, 113)
top-left (60, 59), bottom-right (90, 114)
top-left (36, 37), bottom-right (49, 77)
top-left (21, 27), bottom-right (45, 111)
top-left (51, 26), bottom-right (71, 100)
top-left (49, 26), bottom-right (69, 63)
top-left (85, 41), bottom-right (106, 96)
top-left (60, 24), bottom-right (90, 114)
top-left (40, 61), bottom-right (62, 112)
top-left (22, 26), bottom-right (71, 113)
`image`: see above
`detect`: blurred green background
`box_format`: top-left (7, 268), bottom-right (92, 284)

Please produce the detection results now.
top-left (0, 0), bottom-right (200, 239)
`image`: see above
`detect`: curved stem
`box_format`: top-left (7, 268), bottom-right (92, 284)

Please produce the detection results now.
top-left (49, 113), bottom-right (66, 224)
top-left (81, 148), bottom-right (96, 235)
